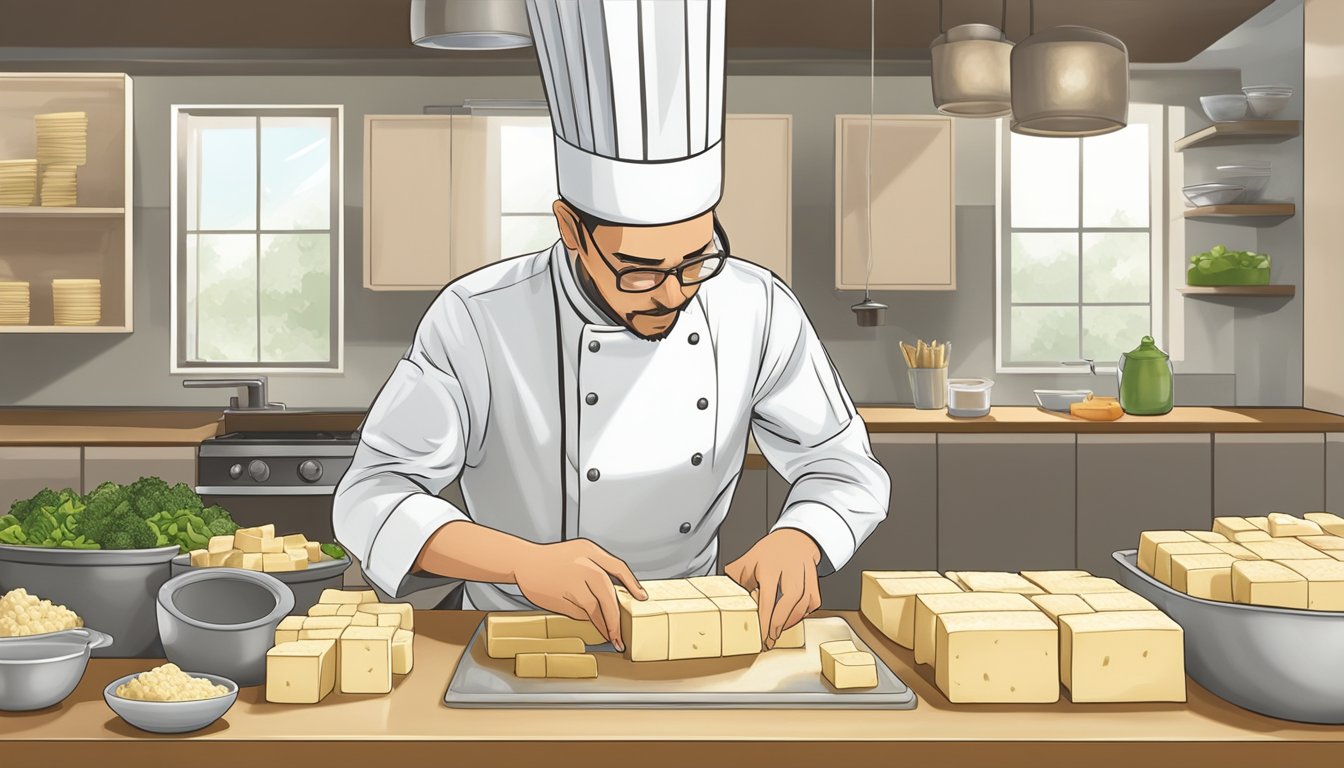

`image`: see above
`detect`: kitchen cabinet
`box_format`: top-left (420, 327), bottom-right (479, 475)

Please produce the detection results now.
top-left (718, 115), bottom-right (792, 284)
top-left (1328, 433), bottom-right (1344, 513)
top-left (718, 462), bottom-right (767, 571)
top-left (0, 447), bottom-right (81, 506)
top-left (1076, 434), bottom-right (1212, 578)
top-left (937, 434), bottom-right (1075, 571)
top-left (1213, 433), bottom-right (1325, 517)
top-left (82, 446), bottom-right (196, 491)
top-left (835, 115), bottom-right (955, 291)
top-left (363, 115), bottom-right (458, 290)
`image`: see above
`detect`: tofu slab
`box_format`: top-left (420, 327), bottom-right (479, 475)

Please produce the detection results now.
top-left (934, 611), bottom-right (1059, 704)
top-left (913, 591), bottom-right (1037, 666)
top-left (1060, 610), bottom-right (1186, 703)
top-left (860, 576), bottom-right (962, 648)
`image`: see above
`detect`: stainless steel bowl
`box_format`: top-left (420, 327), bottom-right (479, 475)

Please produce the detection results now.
top-left (0, 628), bottom-right (113, 711)
top-left (169, 553), bottom-right (349, 616)
top-left (156, 568), bottom-right (294, 687)
top-left (1114, 549), bottom-right (1344, 724)
top-left (103, 671), bottom-right (238, 733)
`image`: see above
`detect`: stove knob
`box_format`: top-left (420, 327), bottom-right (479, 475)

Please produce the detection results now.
top-left (298, 459), bottom-right (323, 483)
top-left (247, 460), bottom-right (271, 483)
top-left (228, 463), bottom-right (244, 480)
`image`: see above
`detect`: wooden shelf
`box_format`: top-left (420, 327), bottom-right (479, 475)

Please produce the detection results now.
top-left (1184, 203), bottom-right (1296, 219)
top-left (1174, 120), bottom-right (1300, 151)
top-left (0, 207), bottom-right (125, 218)
top-left (0, 325), bottom-right (132, 333)
top-left (1179, 285), bottom-right (1296, 297)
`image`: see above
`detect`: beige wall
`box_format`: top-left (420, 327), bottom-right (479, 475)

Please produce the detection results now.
top-left (1304, 0), bottom-right (1344, 414)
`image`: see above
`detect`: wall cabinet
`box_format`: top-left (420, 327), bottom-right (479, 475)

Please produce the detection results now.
top-left (835, 115), bottom-right (955, 291)
top-left (718, 115), bottom-right (792, 283)
top-left (0, 447), bottom-right (82, 505)
top-left (1213, 433), bottom-right (1325, 516)
top-left (1076, 434), bottom-right (1212, 578)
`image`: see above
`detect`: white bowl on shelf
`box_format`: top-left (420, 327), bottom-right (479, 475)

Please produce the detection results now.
top-left (1242, 86), bottom-right (1293, 118)
top-left (1200, 94), bottom-right (1248, 122)
top-left (1216, 163), bottom-right (1270, 200)
top-left (1183, 183), bottom-right (1246, 207)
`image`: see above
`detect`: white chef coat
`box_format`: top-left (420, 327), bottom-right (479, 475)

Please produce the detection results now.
top-left (333, 241), bottom-right (890, 611)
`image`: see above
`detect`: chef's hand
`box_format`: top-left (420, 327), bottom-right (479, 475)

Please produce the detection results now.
top-left (512, 538), bottom-right (647, 652)
top-left (725, 528), bottom-right (822, 649)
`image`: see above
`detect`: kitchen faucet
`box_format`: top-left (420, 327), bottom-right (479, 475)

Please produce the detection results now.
top-left (182, 377), bottom-right (286, 411)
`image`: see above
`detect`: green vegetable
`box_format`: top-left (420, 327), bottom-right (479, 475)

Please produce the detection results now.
top-left (0, 524), bottom-right (26, 545)
top-left (320, 542), bottom-right (346, 560)
top-left (9, 488), bottom-right (61, 524)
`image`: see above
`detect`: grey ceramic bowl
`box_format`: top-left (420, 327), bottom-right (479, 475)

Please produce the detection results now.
top-left (103, 671), bottom-right (238, 733)
top-left (169, 554), bottom-right (350, 616)
top-left (156, 568), bottom-right (294, 687)
top-left (0, 628), bottom-right (113, 711)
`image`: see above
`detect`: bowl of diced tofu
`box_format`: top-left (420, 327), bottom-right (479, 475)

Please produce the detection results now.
top-left (103, 664), bottom-right (237, 733)
top-left (170, 525), bottom-right (350, 616)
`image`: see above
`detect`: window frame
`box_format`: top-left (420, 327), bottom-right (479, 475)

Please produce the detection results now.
top-left (169, 104), bottom-right (345, 374)
top-left (491, 113), bottom-right (559, 261)
top-left (994, 103), bottom-right (1166, 374)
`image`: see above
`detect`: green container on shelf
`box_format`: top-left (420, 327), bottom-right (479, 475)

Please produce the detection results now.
top-left (1187, 246), bottom-right (1271, 286)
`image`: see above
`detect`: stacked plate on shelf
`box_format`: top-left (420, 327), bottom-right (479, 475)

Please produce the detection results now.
top-left (0, 281), bottom-right (31, 325)
top-left (52, 278), bottom-right (101, 326)
top-left (0, 160), bottom-right (38, 206)
top-left (35, 112), bottom-right (89, 167)
top-left (40, 164), bottom-right (78, 206)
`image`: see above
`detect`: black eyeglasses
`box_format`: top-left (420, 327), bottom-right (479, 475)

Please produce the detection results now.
top-left (583, 220), bottom-right (729, 293)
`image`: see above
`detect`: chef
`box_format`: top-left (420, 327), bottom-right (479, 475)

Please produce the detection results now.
top-left (333, 0), bottom-right (889, 651)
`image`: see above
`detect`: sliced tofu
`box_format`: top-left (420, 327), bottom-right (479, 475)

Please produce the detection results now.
top-left (616, 587), bottom-right (669, 662)
top-left (1231, 560), bottom-right (1308, 609)
top-left (818, 640), bottom-right (859, 682)
top-left (823, 649), bottom-right (878, 690)
top-left (514, 652), bottom-right (547, 679)
top-left (514, 652), bottom-right (598, 679)
top-left (1246, 516), bottom-right (1271, 531)
top-left (860, 576), bottom-right (962, 648)
top-left (1186, 530), bottom-right (1228, 543)
top-left (298, 627), bottom-right (344, 642)
top-left (266, 639), bottom-right (336, 704)
top-left (207, 548), bottom-right (236, 567)
top-left (188, 549), bottom-right (209, 567)
top-left (955, 571), bottom-right (1044, 595)
top-left (688, 575), bottom-right (749, 599)
top-left (281, 533), bottom-right (310, 550)
top-left (943, 571), bottom-right (968, 590)
top-left (207, 535), bottom-right (235, 554)
top-left (935, 611), bottom-right (1059, 704)
top-left (1138, 531), bottom-right (1197, 575)
top-left (274, 615), bottom-right (306, 645)
top-left (305, 542), bottom-right (323, 563)
top-left (1241, 539), bottom-right (1330, 561)
top-left (1153, 542), bottom-right (1221, 585)
top-left (641, 579), bottom-right (704, 601)
top-left (284, 546), bottom-right (310, 570)
top-left (1059, 611), bottom-right (1185, 703)
top-left (1268, 512), bottom-right (1323, 538)
top-left (1079, 591), bottom-right (1156, 612)
top-left (1304, 512), bottom-right (1344, 537)
top-left (1030, 594), bottom-right (1094, 624)
top-left (335, 604), bottom-right (359, 617)
top-left (1232, 530), bottom-right (1273, 543)
top-left (1277, 559), bottom-right (1344, 611)
top-left (545, 614), bottom-right (607, 645)
top-left (352, 610), bottom-right (401, 629)
top-left (339, 626), bottom-right (397, 694)
top-left (318, 588), bottom-right (378, 605)
top-left (774, 620), bottom-right (806, 649)
top-left (262, 552), bottom-right (297, 572)
top-left (234, 527), bottom-right (265, 554)
top-left (711, 595), bottom-right (763, 656)
top-left (1168, 553), bottom-right (1237, 602)
top-left (392, 629), bottom-right (414, 675)
top-left (860, 571), bottom-right (942, 601)
top-left (1297, 535), bottom-right (1344, 552)
top-left (913, 591), bottom-right (1037, 665)
top-left (662, 597), bottom-right (722, 660)
top-left (308, 603), bottom-right (340, 617)
top-left (486, 614), bottom-right (548, 641)
top-left (486, 635), bottom-right (585, 660)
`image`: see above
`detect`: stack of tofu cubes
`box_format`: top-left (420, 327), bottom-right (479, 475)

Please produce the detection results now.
top-left (1141, 512), bottom-right (1344, 610)
top-left (265, 589), bottom-right (414, 704)
top-left (860, 569), bottom-right (1185, 704)
top-left (189, 524), bottom-right (321, 573)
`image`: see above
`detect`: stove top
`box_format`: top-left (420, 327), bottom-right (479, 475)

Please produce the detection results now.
top-left (209, 430), bottom-right (361, 444)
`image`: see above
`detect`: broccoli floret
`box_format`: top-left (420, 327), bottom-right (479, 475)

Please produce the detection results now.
top-left (206, 517), bottom-right (239, 538)
top-left (97, 514), bottom-right (159, 550)
top-left (10, 488), bottom-right (60, 523)
top-left (0, 524), bottom-right (25, 545)
top-left (21, 507), bottom-right (61, 544)
top-left (83, 483), bottom-right (130, 520)
top-left (126, 478), bottom-right (203, 519)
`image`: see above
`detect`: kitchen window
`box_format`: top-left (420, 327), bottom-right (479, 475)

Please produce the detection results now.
top-left (996, 102), bottom-right (1166, 372)
top-left (496, 115), bottom-right (560, 259)
top-left (170, 106), bottom-right (343, 373)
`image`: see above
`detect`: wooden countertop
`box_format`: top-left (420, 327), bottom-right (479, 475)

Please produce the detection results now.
top-left (3, 610), bottom-right (1342, 766)
top-left (854, 406), bottom-right (1344, 434)
top-left (0, 409), bottom-right (223, 446)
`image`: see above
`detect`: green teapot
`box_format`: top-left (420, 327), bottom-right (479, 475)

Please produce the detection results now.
top-left (1117, 336), bottom-right (1173, 416)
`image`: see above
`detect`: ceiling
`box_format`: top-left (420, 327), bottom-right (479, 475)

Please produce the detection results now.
top-left (0, 0), bottom-right (1276, 66)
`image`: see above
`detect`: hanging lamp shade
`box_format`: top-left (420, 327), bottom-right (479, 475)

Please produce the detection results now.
top-left (1010, 25), bottom-right (1129, 137)
top-left (930, 23), bottom-right (1013, 117)
top-left (410, 0), bottom-right (532, 51)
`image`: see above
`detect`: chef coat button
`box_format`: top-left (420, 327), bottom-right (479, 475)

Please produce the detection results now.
top-left (585, 392), bottom-right (599, 405)
top-left (696, 397), bottom-right (709, 410)
top-left (691, 453), bottom-right (703, 466)
top-left (688, 332), bottom-right (700, 345)
top-left (587, 468), bottom-right (600, 482)
top-left (679, 522), bottom-right (692, 534)
top-left (588, 340), bottom-right (600, 353)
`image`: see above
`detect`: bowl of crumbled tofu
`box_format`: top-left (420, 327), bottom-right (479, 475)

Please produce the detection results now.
top-left (103, 663), bottom-right (237, 733)
top-left (0, 587), bottom-right (114, 711)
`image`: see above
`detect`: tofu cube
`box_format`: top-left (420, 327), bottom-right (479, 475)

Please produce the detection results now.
top-left (860, 576), bottom-right (962, 648)
top-left (486, 614), bottom-right (549, 641)
top-left (1278, 559), bottom-right (1344, 611)
top-left (308, 603), bottom-right (340, 617)
top-left (661, 597), bottom-right (721, 660)
top-left (265, 639), bottom-right (336, 704)
top-left (241, 552), bottom-right (263, 571)
top-left (1153, 542), bottom-right (1221, 585)
top-left (1059, 611), bottom-right (1185, 703)
top-left (1030, 594), bottom-right (1094, 624)
top-left (711, 595), bottom-right (762, 656)
top-left (188, 549), bottom-right (209, 567)
top-left (355, 603), bottom-right (413, 631)
top-left (1020, 571), bottom-right (1091, 591)
top-left (260, 535), bottom-right (284, 554)
top-left (234, 528), bottom-right (265, 553)
top-left (1212, 517), bottom-right (1258, 540)
top-left (616, 587), bottom-right (669, 662)
top-left (1168, 554), bottom-right (1237, 602)
top-left (1138, 531), bottom-right (1197, 575)
top-left (774, 620), bottom-right (806, 649)
top-left (285, 546), bottom-right (309, 570)
top-left (486, 635), bottom-right (585, 659)
top-left (818, 639), bottom-right (859, 681)
top-left (223, 550), bottom-right (245, 569)
top-left (1304, 512), bottom-right (1344, 537)
top-left (1268, 512), bottom-right (1323, 538)
top-left (305, 542), bottom-right (323, 563)
top-left (514, 652), bottom-right (547, 678)
top-left (1297, 535), bottom-right (1344, 552)
top-left (913, 591), bottom-right (1037, 666)
top-left (641, 579), bottom-right (704, 601)
top-left (688, 575), bottom-right (749, 599)
top-left (935, 611), bottom-right (1059, 704)
top-left (956, 571), bottom-right (1044, 595)
top-left (1233, 530), bottom-right (1273, 543)
top-left (1242, 539), bottom-right (1329, 561)
top-left (1231, 560), bottom-right (1308, 608)
top-left (545, 614), bottom-right (607, 645)
top-left (207, 535), bottom-right (235, 554)
top-left (262, 552), bottom-right (297, 572)
top-left (207, 549), bottom-right (236, 567)
top-left (860, 571), bottom-right (941, 600)
top-left (1186, 530), bottom-right (1228, 543)
top-left (392, 628), bottom-right (414, 674)
top-left (1210, 542), bottom-right (1259, 560)
top-left (819, 642), bottom-right (877, 690)
top-left (544, 652), bottom-right (598, 678)
top-left (318, 588), bottom-right (377, 605)
top-left (1079, 591), bottom-right (1155, 612)
top-left (281, 533), bottom-right (309, 549)
top-left (274, 615), bottom-right (306, 645)
top-left (257, 524), bottom-right (276, 538)
top-left (339, 626), bottom-right (397, 694)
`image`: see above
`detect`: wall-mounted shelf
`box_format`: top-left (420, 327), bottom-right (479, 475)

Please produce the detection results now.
top-left (1179, 285), bottom-right (1296, 297)
top-left (0, 325), bottom-right (132, 333)
top-left (1184, 203), bottom-right (1296, 219)
top-left (0, 206), bottom-right (125, 218)
top-left (1174, 120), bottom-right (1300, 152)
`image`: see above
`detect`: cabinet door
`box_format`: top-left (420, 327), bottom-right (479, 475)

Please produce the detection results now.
top-left (835, 115), bottom-right (955, 290)
top-left (718, 464), bottom-right (767, 571)
top-left (1077, 434), bottom-right (1212, 578)
top-left (719, 115), bottom-right (791, 283)
top-left (0, 447), bottom-right (82, 505)
top-left (83, 447), bottom-right (196, 491)
top-left (938, 434), bottom-right (1075, 570)
top-left (363, 115), bottom-right (455, 290)
top-left (1214, 433), bottom-right (1325, 516)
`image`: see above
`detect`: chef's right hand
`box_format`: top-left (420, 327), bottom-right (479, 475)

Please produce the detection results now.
top-left (512, 539), bottom-right (647, 652)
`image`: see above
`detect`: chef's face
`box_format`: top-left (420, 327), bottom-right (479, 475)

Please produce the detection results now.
top-left (554, 200), bottom-right (716, 340)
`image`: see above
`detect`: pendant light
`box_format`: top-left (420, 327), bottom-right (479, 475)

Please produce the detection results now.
top-left (851, 0), bottom-right (887, 328)
top-left (411, 0), bottom-right (532, 51)
top-left (1010, 0), bottom-right (1129, 137)
top-left (930, 1), bottom-right (1012, 118)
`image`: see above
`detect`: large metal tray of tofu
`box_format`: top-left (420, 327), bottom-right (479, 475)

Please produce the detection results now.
top-left (1113, 549), bottom-right (1344, 724)
top-left (443, 616), bottom-right (916, 709)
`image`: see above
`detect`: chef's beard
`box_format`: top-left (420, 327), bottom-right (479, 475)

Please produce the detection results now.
top-left (575, 258), bottom-right (686, 341)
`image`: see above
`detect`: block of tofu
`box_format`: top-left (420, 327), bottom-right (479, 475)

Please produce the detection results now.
top-left (222, 550), bottom-right (245, 569)
top-left (545, 615), bottom-right (607, 645)
top-left (298, 628), bottom-right (344, 641)
top-left (1304, 512), bottom-right (1344, 537)
top-left (189, 549), bottom-right (209, 567)
top-left (281, 533), bottom-right (309, 550)
top-left (1060, 611), bottom-right (1185, 703)
top-left (1210, 542), bottom-right (1259, 560)
top-left (207, 549), bottom-right (236, 567)
top-left (262, 552), bottom-right (298, 572)
top-left (1278, 559), bottom-right (1344, 611)
top-left (774, 620), bottom-right (806, 648)
top-left (256, 523), bottom-right (276, 538)
top-left (340, 626), bottom-right (397, 694)
top-left (1186, 530), bottom-right (1228, 543)
top-left (1212, 517), bottom-right (1259, 540)
top-left (943, 571), bottom-right (968, 590)
top-left (1298, 535), bottom-right (1344, 552)
top-left (207, 535), bottom-right (235, 554)
top-left (860, 571), bottom-right (942, 601)
top-left (818, 640), bottom-right (858, 678)
top-left (823, 649), bottom-right (878, 690)
top-left (308, 603), bottom-right (339, 617)
top-left (1044, 576), bottom-right (1129, 595)
top-left (1242, 539), bottom-right (1329, 561)
top-left (662, 598), bottom-right (721, 660)
top-left (318, 588), bottom-right (378, 605)
top-left (1079, 591), bottom-right (1157, 612)
top-left (1154, 542), bottom-right (1221, 585)
top-left (642, 579), bottom-right (703, 601)
top-left (1232, 560), bottom-right (1308, 608)
top-left (260, 535), bottom-right (285, 554)
top-left (305, 542), bottom-right (323, 563)
top-left (356, 603), bottom-right (414, 631)
top-left (514, 652), bottom-right (547, 678)
top-left (860, 576), bottom-right (962, 648)
top-left (1020, 570), bottom-right (1091, 591)
top-left (284, 547), bottom-right (310, 570)
top-left (242, 552), bottom-right (263, 570)
top-left (711, 595), bottom-right (763, 656)
top-left (266, 639), bottom-right (336, 704)
top-left (1268, 512), bottom-right (1323, 538)
top-left (689, 575), bottom-right (749, 598)
top-left (352, 610), bottom-right (400, 628)
top-left (392, 628), bottom-right (414, 674)
top-left (303, 616), bottom-right (353, 631)
top-left (486, 614), bottom-right (549, 641)
top-left (234, 527), bottom-right (265, 553)
top-left (486, 635), bottom-right (585, 660)
top-left (1168, 553), bottom-right (1237, 602)
top-left (1138, 531), bottom-right (1197, 575)
top-left (274, 615), bottom-right (306, 645)
top-left (616, 587), bottom-right (669, 661)
top-left (1232, 530), bottom-right (1273, 543)
top-left (956, 571), bottom-right (1044, 595)
top-left (1030, 594), bottom-right (1094, 624)
top-left (1246, 516), bottom-right (1271, 531)
top-left (935, 611), bottom-right (1060, 704)
top-left (548, 653), bottom-right (599, 679)
top-left (914, 591), bottom-right (1037, 665)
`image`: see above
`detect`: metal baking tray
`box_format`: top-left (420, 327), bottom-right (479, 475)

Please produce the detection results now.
top-left (444, 616), bottom-right (917, 709)
top-left (1114, 549), bottom-right (1344, 724)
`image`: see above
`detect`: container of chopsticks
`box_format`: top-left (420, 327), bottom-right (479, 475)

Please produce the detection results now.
top-left (901, 339), bottom-right (950, 410)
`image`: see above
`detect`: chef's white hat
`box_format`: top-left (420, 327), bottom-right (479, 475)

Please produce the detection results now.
top-left (525, 0), bottom-right (726, 226)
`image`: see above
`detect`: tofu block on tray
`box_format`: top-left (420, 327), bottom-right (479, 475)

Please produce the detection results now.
top-left (1138, 531), bottom-right (1196, 575)
top-left (913, 591), bottom-right (1037, 666)
top-left (1060, 611), bottom-right (1185, 703)
top-left (1268, 512), bottom-right (1323, 538)
top-left (514, 652), bottom-right (598, 679)
top-left (487, 635), bottom-right (586, 660)
top-left (1232, 560), bottom-right (1308, 609)
top-left (935, 611), bottom-right (1059, 704)
top-left (266, 639), bottom-right (336, 704)
top-left (1154, 542), bottom-right (1221, 585)
top-left (1168, 554), bottom-right (1237, 602)
top-left (819, 642), bottom-right (878, 690)
top-left (340, 626), bottom-right (397, 694)
top-left (616, 587), bottom-right (669, 662)
top-left (662, 597), bottom-right (722, 660)
top-left (860, 576), bottom-right (962, 648)
top-left (711, 595), bottom-right (763, 656)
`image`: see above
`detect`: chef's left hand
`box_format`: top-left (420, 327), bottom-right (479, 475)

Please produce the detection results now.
top-left (725, 528), bottom-right (822, 649)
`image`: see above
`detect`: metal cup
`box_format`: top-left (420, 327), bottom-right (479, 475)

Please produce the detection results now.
top-left (908, 367), bottom-right (948, 410)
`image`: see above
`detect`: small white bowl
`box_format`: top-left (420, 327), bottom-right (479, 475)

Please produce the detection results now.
top-left (1183, 183), bottom-right (1245, 207)
top-left (103, 672), bottom-right (238, 734)
top-left (1035, 389), bottom-right (1093, 412)
top-left (1201, 94), bottom-right (1247, 122)
top-left (1242, 87), bottom-right (1291, 118)
top-left (1216, 164), bottom-right (1270, 200)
